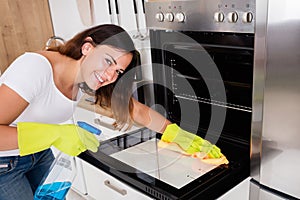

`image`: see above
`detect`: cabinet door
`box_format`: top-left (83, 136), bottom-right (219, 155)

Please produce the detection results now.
top-left (72, 157), bottom-right (88, 195)
top-left (0, 0), bottom-right (53, 73)
top-left (81, 160), bottom-right (153, 200)
top-left (48, 0), bottom-right (112, 40)
top-left (218, 177), bottom-right (251, 200)
top-left (48, 0), bottom-right (92, 40)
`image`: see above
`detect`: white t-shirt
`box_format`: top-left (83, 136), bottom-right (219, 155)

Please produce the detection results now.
top-left (0, 52), bottom-right (83, 156)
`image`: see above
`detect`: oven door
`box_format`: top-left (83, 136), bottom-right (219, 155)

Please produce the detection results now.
top-left (150, 30), bottom-right (253, 141)
top-left (149, 30), bottom-right (254, 197)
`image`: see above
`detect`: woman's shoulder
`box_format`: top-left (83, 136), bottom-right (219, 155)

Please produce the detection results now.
top-left (23, 51), bottom-right (52, 67)
top-left (11, 52), bottom-right (52, 74)
top-left (1, 52), bottom-right (54, 87)
top-left (0, 52), bottom-right (54, 102)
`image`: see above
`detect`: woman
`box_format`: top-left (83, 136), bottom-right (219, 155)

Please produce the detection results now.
top-left (0, 24), bottom-right (222, 199)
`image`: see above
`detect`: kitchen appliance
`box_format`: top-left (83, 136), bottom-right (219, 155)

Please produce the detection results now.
top-left (250, 0), bottom-right (300, 199)
top-left (79, 0), bottom-right (256, 199)
top-left (145, 0), bottom-right (255, 199)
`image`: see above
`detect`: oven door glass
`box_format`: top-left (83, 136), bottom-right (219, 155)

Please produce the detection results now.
top-left (161, 42), bottom-right (253, 142)
top-left (151, 31), bottom-right (254, 143)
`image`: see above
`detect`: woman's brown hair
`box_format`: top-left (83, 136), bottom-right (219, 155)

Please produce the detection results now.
top-left (47, 24), bottom-right (140, 130)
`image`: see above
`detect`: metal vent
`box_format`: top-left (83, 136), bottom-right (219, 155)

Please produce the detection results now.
top-left (145, 187), bottom-right (172, 200)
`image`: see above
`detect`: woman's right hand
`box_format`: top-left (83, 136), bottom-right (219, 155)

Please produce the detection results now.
top-left (17, 122), bottom-right (99, 156)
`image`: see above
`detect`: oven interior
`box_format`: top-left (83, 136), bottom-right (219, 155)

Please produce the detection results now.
top-left (151, 30), bottom-right (253, 143)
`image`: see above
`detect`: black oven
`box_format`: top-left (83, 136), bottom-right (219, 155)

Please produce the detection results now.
top-left (146, 0), bottom-right (255, 199)
top-left (79, 0), bottom-right (256, 199)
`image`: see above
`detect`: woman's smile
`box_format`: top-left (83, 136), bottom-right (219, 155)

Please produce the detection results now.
top-left (83, 47), bottom-right (133, 90)
top-left (94, 71), bottom-right (104, 84)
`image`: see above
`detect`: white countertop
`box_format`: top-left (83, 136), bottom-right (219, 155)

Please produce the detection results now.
top-left (73, 106), bottom-right (142, 142)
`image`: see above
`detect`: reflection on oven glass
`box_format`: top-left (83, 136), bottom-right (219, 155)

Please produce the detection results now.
top-left (110, 138), bottom-right (218, 189)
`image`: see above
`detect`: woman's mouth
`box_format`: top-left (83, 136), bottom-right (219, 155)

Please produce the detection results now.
top-left (94, 71), bottom-right (104, 83)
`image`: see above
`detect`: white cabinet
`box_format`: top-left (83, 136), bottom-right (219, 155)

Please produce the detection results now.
top-left (218, 177), bottom-right (251, 200)
top-left (81, 159), bottom-right (153, 200)
top-left (48, 0), bottom-right (111, 40)
top-left (48, 0), bottom-right (146, 41)
top-left (72, 157), bottom-right (88, 195)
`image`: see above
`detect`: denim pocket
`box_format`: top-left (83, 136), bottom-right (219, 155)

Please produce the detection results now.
top-left (0, 156), bottom-right (18, 175)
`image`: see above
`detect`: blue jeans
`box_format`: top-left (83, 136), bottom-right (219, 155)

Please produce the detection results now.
top-left (0, 149), bottom-right (54, 200)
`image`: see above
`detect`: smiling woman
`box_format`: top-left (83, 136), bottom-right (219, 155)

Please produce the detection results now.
top-left (45, 24), bottom-right (141, 130)
top-left (0, 23), bottom-right (224, 200)
top-left (0, 24), bottom-right (139, 200)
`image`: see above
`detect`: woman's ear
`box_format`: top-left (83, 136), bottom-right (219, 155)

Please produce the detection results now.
top-left (81, 42), bottom-right (94, 55)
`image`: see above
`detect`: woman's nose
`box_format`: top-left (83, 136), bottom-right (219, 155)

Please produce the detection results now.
top-left (104, 67), bottom-right (115, 81)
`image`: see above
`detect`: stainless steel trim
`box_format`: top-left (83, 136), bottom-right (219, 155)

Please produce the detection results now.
top-left (256, 0), bottom-right (300, 198)
top-left (250, 0), bottom-right (268, 182)
top-left (145, 0), bottom-right (255, 33)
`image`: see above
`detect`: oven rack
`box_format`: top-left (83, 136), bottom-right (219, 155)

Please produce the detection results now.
top-left (175, 94), bottom-right (252, 112)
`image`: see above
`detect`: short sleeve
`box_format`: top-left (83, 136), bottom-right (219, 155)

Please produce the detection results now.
top-left (0, 53), bottom-right (52, 103)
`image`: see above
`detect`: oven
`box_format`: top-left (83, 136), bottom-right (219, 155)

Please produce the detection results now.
top-left (79, 0), bottom-right (255, 199)
top-left (146, 0), bottom-right (254, 198)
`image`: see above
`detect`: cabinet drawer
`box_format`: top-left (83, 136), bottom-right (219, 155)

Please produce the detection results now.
top-left (82, 160), bottom-right (153, 200)
top-left (71, 157), bottom-right (88, 195)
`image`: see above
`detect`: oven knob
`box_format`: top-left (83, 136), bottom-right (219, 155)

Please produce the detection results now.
top-left (214, 12), bottom-right (225, 22)
top-left (165, 12), bottom-right (174, 22)
top-left (242, 12), bottom-right (253, 23)
top-left (155, 12), bottom-right (164, 22)
top-left (175, 12), bottom-right (185, 23)
top-left (228, 12), bottom-right (238, 23)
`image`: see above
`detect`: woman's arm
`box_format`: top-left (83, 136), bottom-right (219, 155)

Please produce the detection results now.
top-left (131, 98), bottom-right (171, 133)
top-left (0, 84), bottom-right (29, 150)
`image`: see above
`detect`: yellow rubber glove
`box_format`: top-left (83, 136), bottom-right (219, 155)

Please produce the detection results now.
top-left (161, 124), bottom-right (222, 158)
top-left (17, 122), bottom-right (100, 156)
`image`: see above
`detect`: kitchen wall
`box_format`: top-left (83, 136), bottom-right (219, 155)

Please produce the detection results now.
top-left (0, 0), bottom-right (53, 74)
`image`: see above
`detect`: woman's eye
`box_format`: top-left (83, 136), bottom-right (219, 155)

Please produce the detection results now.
top-left (116, 69), bottom-right (124, 75)
top-left (105, 58), bottom-right (112, 66)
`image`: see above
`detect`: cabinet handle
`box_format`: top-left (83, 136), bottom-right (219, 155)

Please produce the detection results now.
top-left (104, 180), bottom-right (127, 196)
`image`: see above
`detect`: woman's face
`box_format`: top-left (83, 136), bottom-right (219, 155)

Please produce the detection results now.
top-left (80, 44), bottom-right (133, 90)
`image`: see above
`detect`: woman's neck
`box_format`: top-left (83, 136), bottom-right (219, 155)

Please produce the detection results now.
top-left (38, 50), bottom-right (81, 100)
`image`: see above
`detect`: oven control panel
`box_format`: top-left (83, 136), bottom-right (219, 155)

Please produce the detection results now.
top-left (145, 0), bottom-right (255, 33)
